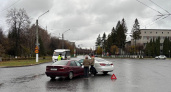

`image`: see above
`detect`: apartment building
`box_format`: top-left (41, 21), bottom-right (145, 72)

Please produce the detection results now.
top-left (131, 29), bottom-right (171, 53)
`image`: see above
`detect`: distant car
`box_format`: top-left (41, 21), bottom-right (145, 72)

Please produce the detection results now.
top-left (155, 55), bottom-right (167, 60)
top-left (45, 60), bottom-right (84, 79)
top-left (75, 56), bottom-right (114, 75)
top-left (75, 55), bottom-right (91, 65)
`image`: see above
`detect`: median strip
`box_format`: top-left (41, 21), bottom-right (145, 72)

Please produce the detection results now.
top-left (0, 57), bottom-right (52, 68)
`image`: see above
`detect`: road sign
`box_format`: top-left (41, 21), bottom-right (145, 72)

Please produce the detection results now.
top-left (35, 50), bottom-right (39, 53)
top-left (35, 46), bottom-right (39, 50)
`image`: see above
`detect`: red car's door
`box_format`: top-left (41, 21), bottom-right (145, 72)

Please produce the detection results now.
top-left (75, 61), bottom-right (84, 75)
top-left (69, 61), bottom-right (80, 76)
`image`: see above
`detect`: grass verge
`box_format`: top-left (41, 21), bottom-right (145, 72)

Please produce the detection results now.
top-left (0, 56), bottom-right (52, 67)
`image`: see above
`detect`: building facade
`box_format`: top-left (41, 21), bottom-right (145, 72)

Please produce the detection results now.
top-left (131, 29), bottom-right (171, 53)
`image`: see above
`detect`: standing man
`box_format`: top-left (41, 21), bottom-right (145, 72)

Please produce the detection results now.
top-left (58, 53), bottom-right (63, 61)
top-left (90, 54), bottom-right (95, 76)
top-left (83, 55), bottom-right (90, 78)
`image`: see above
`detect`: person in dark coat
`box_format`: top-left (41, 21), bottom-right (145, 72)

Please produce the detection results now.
top-left (90, 54), bottom-right (96, 76)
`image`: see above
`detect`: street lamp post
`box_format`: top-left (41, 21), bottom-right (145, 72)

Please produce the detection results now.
top-left (35, 10), bottom-right (49, 62)
top-left (62, 29), bottom-right (70, 49)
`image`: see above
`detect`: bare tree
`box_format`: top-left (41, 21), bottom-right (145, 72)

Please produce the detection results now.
top-left (0, 28), bottom-right (4, 57)
top-left (6, 8), bottom-right (30, 56)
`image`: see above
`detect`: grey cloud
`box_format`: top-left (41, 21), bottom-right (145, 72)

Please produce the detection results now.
top-left (0, 0), bottom-right (171, 48)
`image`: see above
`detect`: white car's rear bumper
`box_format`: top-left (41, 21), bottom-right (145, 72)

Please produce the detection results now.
top-left (95, 66), bottom-right (114, 72)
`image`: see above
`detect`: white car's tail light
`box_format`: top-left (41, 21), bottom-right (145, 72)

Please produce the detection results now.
top-left (100, 63), bottom-right (106, 66)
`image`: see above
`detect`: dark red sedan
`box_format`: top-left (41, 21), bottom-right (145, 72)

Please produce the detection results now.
top-left (45, 60), bottom-right (84, 79)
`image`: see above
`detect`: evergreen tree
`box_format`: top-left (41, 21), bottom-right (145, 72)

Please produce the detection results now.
top-left (111, 27), bottom-right (117, 46)
top-left (102, 32), bottom-right (106, 48)
top-left (116, 21), bottom-right (121, 31)
top-left (149, 39), bottom-right (153, 56)
top-left (145, 42), bottom-right (149, 56)
top-left (132, 19), bottom-right (141, 50)
top-left (169, 38), bottom-right (171, 57)
top-left (163, 37), bottom-right (169, 57)
top-left (121, 18), bottom-right (127, 33)
top-left (95, 34), bottom-right (101, 47)
top-left (116, 24), bottom-right (126, 49)
top-left (156, 37), bottom-right (160, 56)
top-left (106, 34), bottom-right (112, 53)
top-left (151, 39), bottom-right (155, 57)
top-left (102, 32), bottom-right (106, 54)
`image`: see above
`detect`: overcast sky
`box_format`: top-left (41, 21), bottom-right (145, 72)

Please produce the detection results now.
top-left (0, 0), bottom-right (171, 49)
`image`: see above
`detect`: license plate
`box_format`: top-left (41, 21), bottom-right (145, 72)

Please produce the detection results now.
top-left (106, 64), bottom-right (110, 66)
top-left (51, 68), bottom-right (57, 71)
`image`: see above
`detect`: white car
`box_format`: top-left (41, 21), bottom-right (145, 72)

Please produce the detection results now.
top-left (94, 58), bottom-right (114, 74)
top-left (75, 56), bottom-right (114, 75)
top-left (155, 55), bottom-right (166, 60)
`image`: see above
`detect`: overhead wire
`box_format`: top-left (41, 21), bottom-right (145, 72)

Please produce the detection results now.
top-left (148, 0), bottom-right (171, 27)
top-left (136, 0), bottom-right (163, 15)
top-left (136, 0), bottom-right (171, 28)
top-left (149, 0), bottom-right (170, 14)
top-left (0, 0), bottom-right (22, 13)
top-left (149, 0), bottom-right (171, 20)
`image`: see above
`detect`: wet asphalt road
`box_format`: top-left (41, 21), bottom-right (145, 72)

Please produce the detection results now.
top-left (0, 58), bottom-right (171, 92)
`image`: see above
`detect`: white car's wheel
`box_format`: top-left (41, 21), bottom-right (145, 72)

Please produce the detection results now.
top-left (103, 72), bottom-right (108, 75)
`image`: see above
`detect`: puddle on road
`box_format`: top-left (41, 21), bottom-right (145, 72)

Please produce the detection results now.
top-left (11, 74), bottom-right (45, 83)
top-left (0, 83), bottom-right (4, 87)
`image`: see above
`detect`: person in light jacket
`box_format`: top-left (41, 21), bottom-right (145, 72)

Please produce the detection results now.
top-left (57, 53), bottom-right (63, 61)
top-left (83, 55), bottom-right (90, 78)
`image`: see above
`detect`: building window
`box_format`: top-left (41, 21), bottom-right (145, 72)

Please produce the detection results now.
top-left (150, 32), bottom-right (152, 34)
top-left (156, 32), bottom-right (157, 34)
top-left (143, 36), bottom-right (147, 40)
top-left (168, 32), bottom-right (169, 34)
top-left (162, 32), bottom-right (163, 34)
top-left (144, 32), bottom-right (146, 33)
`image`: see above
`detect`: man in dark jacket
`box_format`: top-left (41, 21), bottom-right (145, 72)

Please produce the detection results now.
top-left (90, 54), bottom-right (96, 76)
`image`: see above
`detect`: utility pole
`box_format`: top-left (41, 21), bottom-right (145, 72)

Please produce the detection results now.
top-left (62, 33), bottom-right (64, 49)
top-left (35, 10), bottom-right (49, 62)
top-left (35, 19), bottom-right (39, 62)
top-left (62, 29), bottom-right (70, 49)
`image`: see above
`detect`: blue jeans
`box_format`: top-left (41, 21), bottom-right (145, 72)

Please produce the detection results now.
top-left (84, 67), bottom-right (89, 78)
